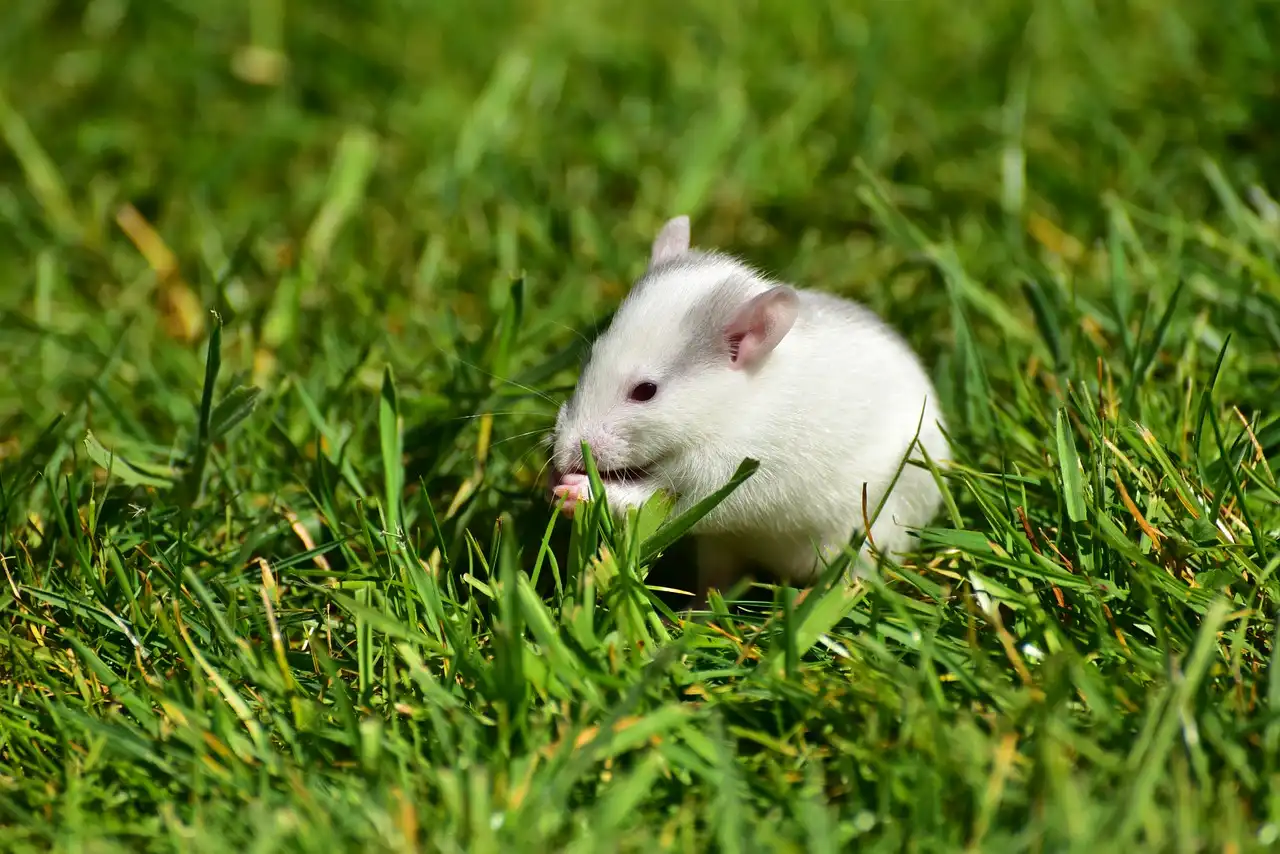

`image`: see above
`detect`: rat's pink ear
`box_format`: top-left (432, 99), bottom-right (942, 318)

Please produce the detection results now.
top-left (649, 215), bottom-right (691, 266)
top-left (724, 286), bottom-right (799, 370)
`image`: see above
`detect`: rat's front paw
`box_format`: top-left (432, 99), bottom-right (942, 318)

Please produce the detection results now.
top-left (551, 472), bottom-right (592, 517)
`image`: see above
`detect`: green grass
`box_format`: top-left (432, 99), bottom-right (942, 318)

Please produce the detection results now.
top-left (2, 0), bottom-right (1280, 850)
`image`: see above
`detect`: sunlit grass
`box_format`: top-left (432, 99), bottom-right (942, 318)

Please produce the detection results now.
top-left (1, 0), bottom-right (1280, 850)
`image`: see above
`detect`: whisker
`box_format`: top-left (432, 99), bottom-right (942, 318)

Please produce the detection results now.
top-left (490, 428), bottom-right (554, 449)
top-left (533, 455), bottom-right (558, 492)
top-left (549, 320), bottom-right (594, 349)
top-left (507, 444), bottom-right (548, 485)
top-left (449, 357), bottom-right (561, 407)
top-left (443, 411), bottom-right (555, 424)
top-left (417, 333), bottom-right (571, 410)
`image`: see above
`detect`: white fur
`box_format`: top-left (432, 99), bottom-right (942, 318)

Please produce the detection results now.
top-left (551, 219), bottom-right (950, 599)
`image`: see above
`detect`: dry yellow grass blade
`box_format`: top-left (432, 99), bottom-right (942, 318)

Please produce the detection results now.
top-left (116, 203), bottom-right (204, 344)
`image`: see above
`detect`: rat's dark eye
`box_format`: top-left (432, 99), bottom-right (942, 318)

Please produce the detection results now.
top-left (628, 381), bottom-right (658, 402)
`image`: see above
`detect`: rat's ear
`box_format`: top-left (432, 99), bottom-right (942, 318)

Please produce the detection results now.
top-left (649, 215), bottom-right (691, 266)
top-left (723, 286), bottom-right (799, 370)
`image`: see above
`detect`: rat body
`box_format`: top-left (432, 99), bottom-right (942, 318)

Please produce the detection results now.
top-left (550, 215), bottom-right (949, 600)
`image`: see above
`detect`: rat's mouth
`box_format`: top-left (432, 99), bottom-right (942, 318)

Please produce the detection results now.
top-left (561, 462), bottom-right (657, 485)
top-left (596, 466), bottom-right (653, 484)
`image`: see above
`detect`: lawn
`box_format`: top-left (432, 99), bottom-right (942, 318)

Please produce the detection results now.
top-left (2, 0), bottom-right (1280, 850)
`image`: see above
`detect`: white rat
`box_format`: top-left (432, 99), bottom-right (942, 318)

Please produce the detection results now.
top-left (549, 215), bottom-right (949, 601)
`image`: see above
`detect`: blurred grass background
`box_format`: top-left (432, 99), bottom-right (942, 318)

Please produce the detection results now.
top-left (2, 0), bottom-right (1280, 851)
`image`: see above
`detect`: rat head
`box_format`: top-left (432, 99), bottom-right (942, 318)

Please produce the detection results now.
top-left (552, 215), bottom-right (800, 499)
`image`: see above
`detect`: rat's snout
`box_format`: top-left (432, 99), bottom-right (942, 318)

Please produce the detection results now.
top-left (552, 413), bottom-right (624, 475)
top-left (551, 403), bottom-right (581, 473)
top-left (554, 429), bottom-right (613, 473)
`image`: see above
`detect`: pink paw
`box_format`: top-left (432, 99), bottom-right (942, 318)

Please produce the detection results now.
top-left (551, 472), bottom-right (592, 517)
